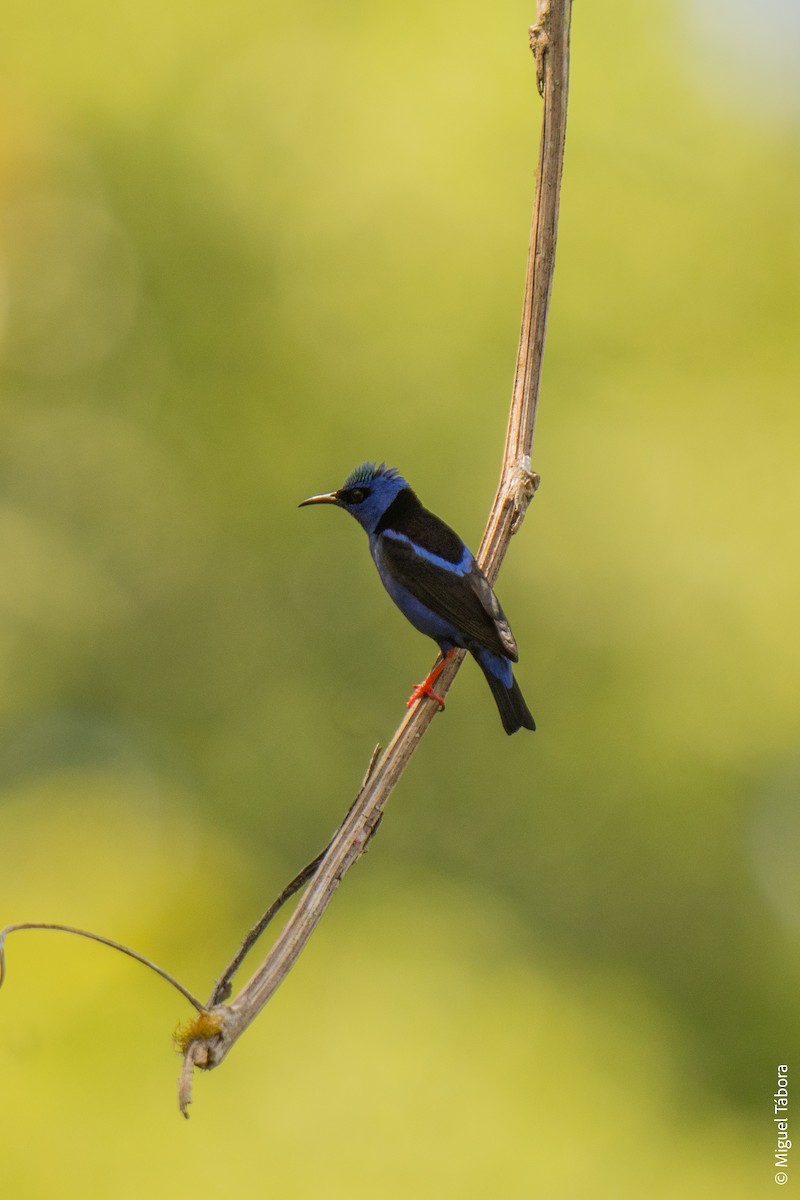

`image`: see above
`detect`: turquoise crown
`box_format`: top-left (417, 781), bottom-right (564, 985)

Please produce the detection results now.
top-left (342, 462), bottom-right (400, 489)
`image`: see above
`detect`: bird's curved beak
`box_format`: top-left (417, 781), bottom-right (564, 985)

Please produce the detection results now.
top-left (298, 491), bottom-right (340, 508)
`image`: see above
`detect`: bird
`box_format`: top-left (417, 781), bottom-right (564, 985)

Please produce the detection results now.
top-left (299, 462), bottom-right (535, 734)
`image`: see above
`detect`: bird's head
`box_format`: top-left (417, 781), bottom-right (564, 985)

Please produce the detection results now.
top-left (299, 462), bottom-right (408, 534)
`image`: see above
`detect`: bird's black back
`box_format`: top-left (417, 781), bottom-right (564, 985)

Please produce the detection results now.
top-left (374, 488), bottom-right (465, 564)
top-left (374, 488), bottom-right (519, 662)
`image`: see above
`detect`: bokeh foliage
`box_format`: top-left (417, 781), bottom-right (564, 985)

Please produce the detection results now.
top-left (1, 1), bottom-right (797, 1195)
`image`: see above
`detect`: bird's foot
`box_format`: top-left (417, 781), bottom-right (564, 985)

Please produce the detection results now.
top-left (406, 649), bottom-right (456, 712)
top-left (406, 679), bottom-right (446, 711)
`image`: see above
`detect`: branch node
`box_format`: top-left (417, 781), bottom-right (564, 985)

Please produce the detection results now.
top-left (174, 1007), bottom-right (228, 1057)
top-left (177, 1005), bottom-right (233, 1116)
top-left (530, 1), bottom-right (552, 96)
top-left (508, 458), bottom-right (541, 534)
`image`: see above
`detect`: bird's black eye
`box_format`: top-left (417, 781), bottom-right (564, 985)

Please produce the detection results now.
top-left (344, 487), bottom-right (368, 504)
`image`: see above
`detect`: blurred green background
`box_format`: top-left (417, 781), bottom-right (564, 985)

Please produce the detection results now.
top-left (1, 0), bottom-right (798, 1196)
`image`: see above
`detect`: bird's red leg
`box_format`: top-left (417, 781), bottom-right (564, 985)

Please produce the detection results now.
top-left (406, 648), bottom-right (457, 711)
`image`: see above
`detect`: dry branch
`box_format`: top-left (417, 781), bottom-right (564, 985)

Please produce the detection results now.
top-left (175, 0), bottom-right (572, 1114)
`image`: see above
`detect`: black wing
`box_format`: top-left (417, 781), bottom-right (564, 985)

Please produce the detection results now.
top-left (378, 533), bottom-right (519, 661)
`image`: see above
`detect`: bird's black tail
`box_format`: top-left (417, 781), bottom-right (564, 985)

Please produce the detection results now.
top-left (477, 659), bottom-right (536, 735)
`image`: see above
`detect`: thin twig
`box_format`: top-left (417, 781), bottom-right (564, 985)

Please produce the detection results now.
top-left (209, 744), bottom-right (382, 1005)
top-left (0, 923), bottom-right (204, 1012)
top-left (177, 0), bottom-right (572, 1116)
top-left (208, 853), bottom-right (327, 1007)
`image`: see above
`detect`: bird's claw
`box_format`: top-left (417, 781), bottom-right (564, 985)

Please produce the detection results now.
top-left (406, 682), bottom-right (446, 711)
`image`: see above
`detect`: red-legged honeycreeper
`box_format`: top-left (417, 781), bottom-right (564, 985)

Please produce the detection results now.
top-left (300, 462), bottom-right (535, 734)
